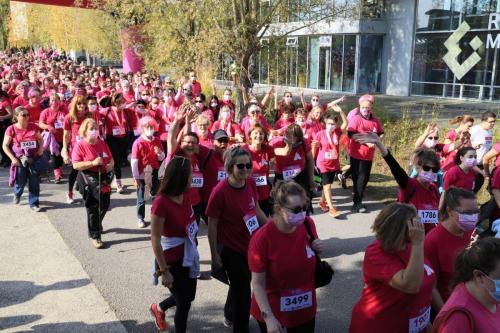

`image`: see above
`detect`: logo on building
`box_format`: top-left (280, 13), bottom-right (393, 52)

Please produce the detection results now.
top-left (443, 21), bottom-right (483, 80)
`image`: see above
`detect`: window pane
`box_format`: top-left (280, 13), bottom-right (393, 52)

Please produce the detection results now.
top-left (358, 35), bottom-right (383, 93)
top-left (412, 34), bottom-right (451, 83)
top-left (342, 35), bottom-right (356, 92)
top-left (463, 0), bottom-right (498, 29)
top-left (298, 36), bottom-right (308, 87)
top-left (308, 37), bottom-right (320, 89)
top-left (260, 45), bottom-right (270, 84)
top-left (416, 0), bottom-right (460, 32)
top-left (276, 41), bottom-right (287, 85)
top-left (330, 35), bottom-right (343, 91)
top-left (286, 47), bottom-right (298, 87)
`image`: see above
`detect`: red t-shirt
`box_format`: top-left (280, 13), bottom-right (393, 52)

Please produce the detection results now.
top-left (71, 138), bottom-right (112, 173)
top-left (249, 219), bottom-right (317, 327)
top-left (0, 99), bottom-right (11, 118)
top-left (270, 137), bottom-right (311, 178)
top-left (39, 107), bottom-right (67, 142)
top-left (424, 225), bottom-right (472, 302)
top-left (350, 240), bottom-right (436, 333)
top-left (306, 120), bottom-right (323, 141)
top-left (63, 114), bottom-right (88, 150)
top-left (206, 178), bottom-right (260, 255)
top-left (242, 144), bottom-right (275, 201)
top-left (211, 120), bottom-right (242, 138)
top-left (314, 129), bottom-right (342, 173)
top-left (347, 114), bottom-right (384, 161)
top-left (191, 81), bottom-right (202, 97)
top-left (151, 193), bottom-right (196, 264)
top-left (492, 166), bottom-right (500, 190)
top-left (5, 123), bottom-right (40, 156)
top-left (198, 145), bottom-right (226, 202)
top-left (103, 107), bottom-right (128, 139)
top-left (435, 283), bottom-right (500, 333)
top-left (171, 148), bottom-right (202, 206)
top-left (131, 136), bottom-right (164, 174)
top-left (493, 143), bottom-right (500, 168)
top-left (274, 118), bottom-right (294, 134)
top-left (125, 108), bottom-right (141, 137)
top-left (443, 165), bottom-right (477, 191)
top-left (398, 178), bottom-right (440, 234)
top-left (25, 104), bottom-right (43, 127)
top-left (197, 132), bottom-right (213, 148)
top-left (12, 95), bottom-right (28, 109)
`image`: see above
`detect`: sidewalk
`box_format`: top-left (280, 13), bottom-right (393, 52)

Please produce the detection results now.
top-left (0, 175), bottom-right (128, 333)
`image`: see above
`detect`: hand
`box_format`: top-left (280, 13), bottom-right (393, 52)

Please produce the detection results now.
top-left (332, 96), bottom-right (346, 105)
top-left (37, 147), bottom-right (44, 156)
top-left (211, 253), bottom-right (223, 270)
top-left (407, 218), bottom-right (425, 245)
top-left (133, 179), bottom-right (139, 187)
top-left (331, 104), bottom-right (343, 113)
top-left (161, 270), bottom-right (174, 288)
top-left (92, 157), bottom-right (103, 166)
top-left (105, 163), bottom-right (113, 173)
top-left (154, 146), bottom-right (162, 155)
top-left (311, 140), bottom-right (319, 149)
top-left (352, 132), bottom-right (381, 145)
top-left (11, 158), bottom-right (20, 167)
top-left (311, 239), bottom-right (325, 253)
top-left (309, 180), bottom-right (316, 192)
top-left (264, 315), bottom-right (284, 333)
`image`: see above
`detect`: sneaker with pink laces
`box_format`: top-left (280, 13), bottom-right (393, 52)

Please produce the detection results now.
top-left (149, 303), bottom-right (168, 331)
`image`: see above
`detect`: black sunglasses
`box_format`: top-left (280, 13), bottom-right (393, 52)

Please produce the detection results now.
top-left (422, 165), bottom-right (440, 173)
top-left (284, 205), bottom-right (307, 214)
top-left (19, 113), bottom-right (29, 117)
top-left (217, 137), bottom-right (229, 143)
top-left (195, 100), bottom-right (203, 103)
top-left (427, 136), bottom-right (439, 140)
top-left (235, 163), bottom-right (252, 170)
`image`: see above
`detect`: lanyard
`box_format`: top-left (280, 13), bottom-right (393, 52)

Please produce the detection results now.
top-left (112, 107), bottom-right (125, 129)
top-left (325, 130), bottom-right (338, 150)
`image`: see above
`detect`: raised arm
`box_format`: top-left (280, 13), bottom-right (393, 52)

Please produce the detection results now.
top-left (331, 104), bottom-right (348, 132)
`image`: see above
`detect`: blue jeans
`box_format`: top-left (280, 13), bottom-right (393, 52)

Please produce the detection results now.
top-left (136, 170), bottom-right (159, 220)
top-left (14, 163), bottom-right (40, 207)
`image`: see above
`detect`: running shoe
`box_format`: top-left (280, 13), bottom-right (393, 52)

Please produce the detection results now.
top-left (318, 199), bottom-right (329, 213)
top-left (329, 208), bottom-right (341, 218)
top-left (359, 204), bottom-right (368, 213)
top-left (223, 318), bottom-right (233, 329)
top-left (338, 173), bottom-right (347, 189)
top-left (66, 192), bottom-right (75, 204)
top-left (13, 196), bottom-right (20, 205)
top-left (137, 219), bottom-right (147, 228)
top-left (116, 179), bottom-right (125, 194)
top-left (92, 238), bottom-right (103, 249)
top-left (30, 206), bottom-right (41, 212)
top-left (150, 303), bottom-right (168, 331)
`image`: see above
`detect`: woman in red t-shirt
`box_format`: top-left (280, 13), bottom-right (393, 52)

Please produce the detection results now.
top-left (193, 114), bottom-right (213, 148)
top-left (312, 106), bottom-right (347, 218)
top-left (242, 124), bottom-right (275, 217)
top-left (271, 124), bottom-right (316, 215)
top-left (206, 146), bottom-right (268, 332)
top-left (442, 115), bottom-right (474, 172)
top-left (425, 188), bottom-right (476, 316)
top-left (72, 118), bottom-right (114, 249)
top-left (433, 238), bottom-right (500, 333)
top-left (350, 203), bottom-right (435, 333)
top-left (0, 90), bottom-right (13, 167)
top-left (354, 132), bottom-right (441, 234)
top-left (211, 105), bottom-right (244, 144)
top-left (62, 96), bottom-right (95, 204)
top-left (149, 155), bottom-right (199, 333)
top-left (249, 181), bottom-right (323, 332)
top-left (39, 93), bottom-right (67, 183)
top-left (102, 92), bottom-right (130, 193)
top-left (2, 106), bottom-right (44, 211)
top-left (443, 147), bottom-right (478, 192)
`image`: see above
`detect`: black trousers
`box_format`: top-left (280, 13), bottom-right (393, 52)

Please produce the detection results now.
top-left (0, 124), bottom-right (9, 163)
top-left (350, 157), bottom-right (373, 204)
top-left (105, 136), bottom-right (128, 179)
top-left (474, 164), bottom-right (485, 193)
top-left (68, 167), bottom-right (78, 192)
top-left (78, 172), bottom-right (111, 239)
top-left (257, 318), bottom-right (316, 333)
top-left (158, 261), bottom-right (197, 333)
top-left (221, 247), bottom-right (251, 333)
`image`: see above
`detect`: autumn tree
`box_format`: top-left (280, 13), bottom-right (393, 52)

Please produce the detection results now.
top-left (0, 0), bottom-right (9, 50)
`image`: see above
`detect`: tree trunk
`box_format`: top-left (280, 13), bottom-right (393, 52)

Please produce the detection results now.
top-left (234, 51), bottom-right (253, 122)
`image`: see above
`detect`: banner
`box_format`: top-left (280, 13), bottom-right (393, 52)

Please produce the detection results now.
top-left (121, 26), bottom-right (145, 74)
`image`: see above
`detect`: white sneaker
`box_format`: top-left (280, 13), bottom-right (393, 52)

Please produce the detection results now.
top-left (116, 179), bottom-right (125, 194)
top-left (66, 192), bottom-right (75, 204)
top-left (137, 219), bottom-right (147, 228)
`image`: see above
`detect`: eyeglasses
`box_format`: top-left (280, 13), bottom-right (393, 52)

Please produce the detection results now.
top-left (19, 113), bottom-right (29, 117)
top-left (427, 136), bottom-right (439, 140)
top-left (311, 99), bottom-right (319, 102)
top-left (284, 205), bottom-right (307, 214)
top-left (235, 163), bottom-right (252, 170)
top-left (195, 100), bottom-right (203, 103)
top-left (183, 89), bottom-right (190, 92)
top-left (422, 165), bottom-right (440, 173)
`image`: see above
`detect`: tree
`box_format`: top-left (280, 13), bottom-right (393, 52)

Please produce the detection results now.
top-left (100, 0), bottom-right (356, 120)
top-left (0, 0), bottom-right (9, 50)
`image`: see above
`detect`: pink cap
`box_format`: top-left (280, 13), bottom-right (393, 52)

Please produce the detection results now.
top-left (139, 116), bottom-right (158, 131)
top-left (358, 94), bottom-right (375, 105)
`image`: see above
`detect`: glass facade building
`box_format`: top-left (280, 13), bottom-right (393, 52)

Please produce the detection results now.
top-left (217, 0), bottom-right (500, 101)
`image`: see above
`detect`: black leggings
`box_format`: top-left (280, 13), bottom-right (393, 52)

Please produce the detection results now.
top-left (221, 246), bottom-right (251, 333)
top-left (68, 167), bottom-right (78, 192)
top-left (158, 261), bottom-right (197, 333)
top-left (105, 136), bottom-right (128, 179)
top-left (0, 124), bottom-right (9, 163)
top-left (257, 318), bottom-right (315, 333)
top-left (350, 157), bottom-right (373, 204)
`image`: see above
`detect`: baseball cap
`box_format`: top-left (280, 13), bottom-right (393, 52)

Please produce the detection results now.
top-left (213, 129), bottom-right (229, 141)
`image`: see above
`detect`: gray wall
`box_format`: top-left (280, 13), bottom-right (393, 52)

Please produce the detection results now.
top-left (382, 0), bottom-right (417, 96)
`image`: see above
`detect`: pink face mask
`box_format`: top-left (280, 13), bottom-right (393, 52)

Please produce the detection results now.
top-left (456, 213), bottom-right (478, 232)
top-left (287, 211), bottom-right (306, 226)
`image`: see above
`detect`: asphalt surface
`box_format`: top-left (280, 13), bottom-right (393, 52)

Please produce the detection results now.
top-left (0, 166), bottom-right (380, 333)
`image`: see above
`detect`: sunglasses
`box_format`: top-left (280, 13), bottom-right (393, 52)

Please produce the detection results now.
top-left (422, 165), bottom-right (440, 173)
top-left (217, 137), bottom-right (229, 143)
top-left (195, 100), bottom-right (203, 103)
top-left (311, 99), bottom-right (319, 102)
top-left (19, 113), bottom-right (29, 117)
top-left (142, 94), bottom-right (150, 97)
top-left (284, 205), bottom-right (307, 214)
top-left (235, 163), bottom-right (252, 170)
top-left (427, 136), bottom-right (439, 140)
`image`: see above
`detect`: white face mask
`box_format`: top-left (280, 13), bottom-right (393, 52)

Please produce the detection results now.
top-left (419, 170), bottom-right (436, 183)
top-left (311, 100), bottom-right (319, 107)
top-left (360, 108), bottom-right (370, 117)
top-left (326, 124), bottom-right (336, 132)
top-left (87, 129), bottom-right (98, 139)
top-left (464, 157), bottom-right (477, 168)
top-left (425, 138), bottom-right (437, 148)
top-left (144, 128), bottom-right (154, 137)
top-left (88, 104), bottom-right (97, 112)
top-left (223, 95), bottom-right (231, 102)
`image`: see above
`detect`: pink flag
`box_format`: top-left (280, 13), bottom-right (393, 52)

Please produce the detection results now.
top-left (121, 26), bottom-right (145, 74)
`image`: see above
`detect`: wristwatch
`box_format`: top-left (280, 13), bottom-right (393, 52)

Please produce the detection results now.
top-left (261, 309), bottom-right (272, 319)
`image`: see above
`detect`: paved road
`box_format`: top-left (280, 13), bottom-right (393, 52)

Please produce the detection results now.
top-left (0, 166), bottom-right (380, 332)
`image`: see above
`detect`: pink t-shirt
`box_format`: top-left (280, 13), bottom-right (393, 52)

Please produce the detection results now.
top-left (315, 128), bottom-right (342, 173)
top-left (435, 283), bottom-right (500, 333)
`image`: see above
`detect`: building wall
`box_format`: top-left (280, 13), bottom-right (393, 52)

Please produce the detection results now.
top-left (382, 0), bottom-right (417, 96)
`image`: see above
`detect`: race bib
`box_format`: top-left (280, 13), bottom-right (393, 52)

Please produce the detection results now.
top-left (112, 126), bottom-right (125, 136)
top-left (253, 175), bottom-right (267, 187)
top-left (54, 122), bottom-right (63, 129)
top-left (243, 211), bottom-right (259, 235)
top-left (217, 169), bottom-right (227, 181)
top-left (324, 150), bottom-right (338, 160)
top-left (191, 172), bottom-right (204, 188)
top-left (186, 220), bottom-right (198, 242)
top-left (409, 306), bottom-right (431, 333)
top-left (280, 291), bottom-right (313, 312)
top-left (21, 141), bottom-right (36, 149)
top-left (418, 210), bottom-right (438, 224)
top-left (283, 166), bottom-right (301, 181)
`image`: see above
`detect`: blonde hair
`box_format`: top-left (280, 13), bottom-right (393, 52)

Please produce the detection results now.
top-left (78, 118), bottom-right (97, 138)
top-left (69, 95), bottom-right (90, 123)
top-left (12, 106), bottom-right (28, 123)
top-left (372, 203), bottom-right (417, 251)
top-left (196, 114), bottom-right (210, 126)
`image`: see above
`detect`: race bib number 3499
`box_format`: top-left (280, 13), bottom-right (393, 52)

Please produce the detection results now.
top-left (280, 291), bottom-right (313, 312)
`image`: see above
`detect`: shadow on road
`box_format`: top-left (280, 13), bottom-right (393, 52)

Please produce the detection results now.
top-left (0, 314), bottom-right (43, 331)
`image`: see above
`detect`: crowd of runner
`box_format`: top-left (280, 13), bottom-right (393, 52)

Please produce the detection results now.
top-left (1, 48), bottom-right (500, 333)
